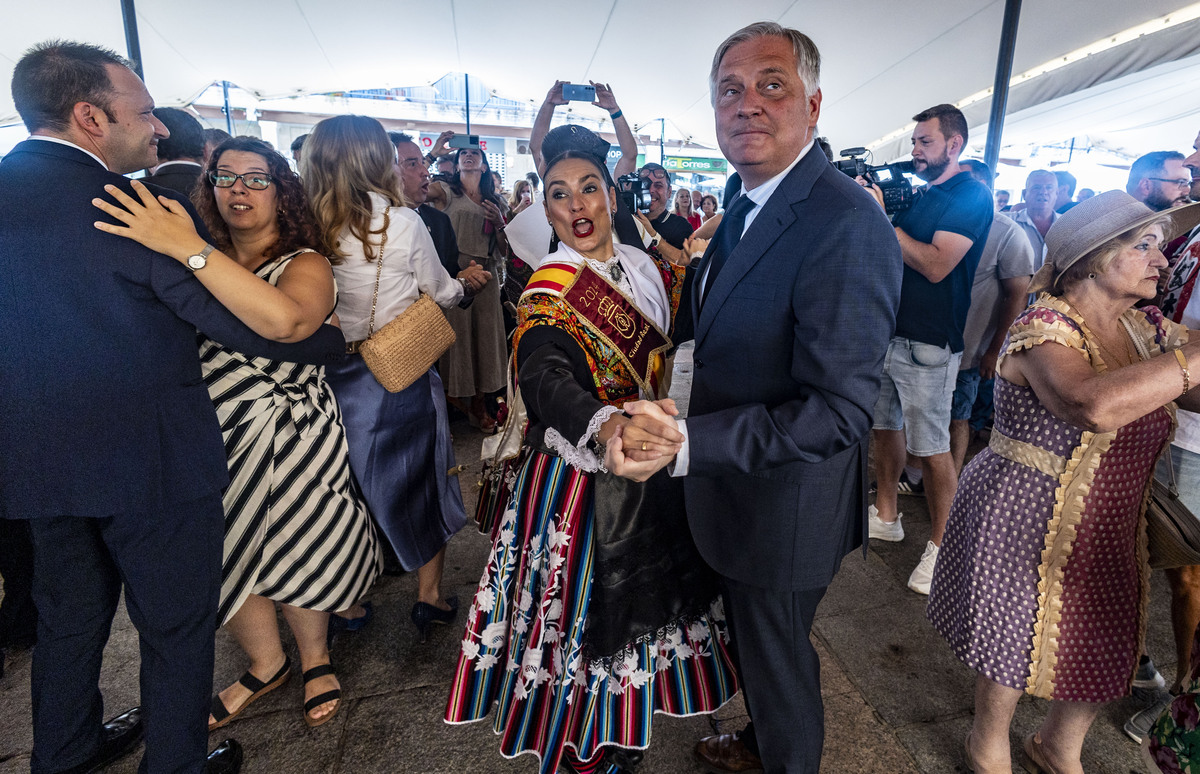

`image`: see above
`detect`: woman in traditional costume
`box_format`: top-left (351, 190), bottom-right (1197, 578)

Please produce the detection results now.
top-left (445, 150), bottom-right (738, 774)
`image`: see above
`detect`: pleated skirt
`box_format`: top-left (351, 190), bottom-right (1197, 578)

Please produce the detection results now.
top-left (445, 450), bottom-right (738, 774)
top-left (325, 355), bottom-right (467, 570)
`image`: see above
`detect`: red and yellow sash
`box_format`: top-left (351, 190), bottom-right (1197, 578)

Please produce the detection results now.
top-left (522, 260), bottom-right (671, 397)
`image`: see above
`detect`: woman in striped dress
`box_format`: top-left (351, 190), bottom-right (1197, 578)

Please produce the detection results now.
top-left (445, 151), bottom-right (739, 774)
top-left (99, 137), bottom-right (380, 729)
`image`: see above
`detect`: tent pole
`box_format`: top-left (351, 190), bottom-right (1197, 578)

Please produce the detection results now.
top-left (119, 0), bottom-right (144, 81)
top-left (222, 81), bottom-right (233, 134)
top-left (984, 0), bottom-right (1022, 176)
top-left (465, 74), bottom-right (471, 136)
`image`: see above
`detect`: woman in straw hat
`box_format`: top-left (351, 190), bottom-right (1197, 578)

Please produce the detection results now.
top-left (926, 190), bottom-right (1200, 774)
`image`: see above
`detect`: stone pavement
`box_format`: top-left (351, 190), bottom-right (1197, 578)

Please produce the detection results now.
top-left (0, 346), bottom-right (1169, 772)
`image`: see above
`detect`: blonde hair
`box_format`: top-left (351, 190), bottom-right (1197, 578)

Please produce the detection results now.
top-left (301, 115), bottom-right (409, 262)
top-left (1057, 215), bottom-right (1173, 293)
top-left (507, 179), bottom-right (531, 210)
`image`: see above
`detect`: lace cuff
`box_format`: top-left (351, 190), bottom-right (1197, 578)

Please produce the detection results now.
top-left (543, 405), bottom-right (622, 473)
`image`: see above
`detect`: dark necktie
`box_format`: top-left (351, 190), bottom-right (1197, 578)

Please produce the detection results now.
top-left (702, 193), bottom-right (755, 304)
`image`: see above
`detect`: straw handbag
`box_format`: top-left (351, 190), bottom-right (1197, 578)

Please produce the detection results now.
top-left (358, 211), bottom-right (456, 393)
top-left (1146, 449), bottom-right (1200, 569)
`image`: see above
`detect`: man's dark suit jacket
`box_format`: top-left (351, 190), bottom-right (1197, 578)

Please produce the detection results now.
top-left (417, 203), bottom-right (460, 278)
top-left (684, 148), bottom-right (902, 591)
top-left (144, 160), bottom-right (203, 197)
top-left (0, 140), bottom-right (344, 521)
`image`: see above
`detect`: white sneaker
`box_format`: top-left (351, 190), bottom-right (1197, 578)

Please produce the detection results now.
top-left (1124, 694), bottom-right (1173, 743)
top-left (868, 504), bottom-right (904, 542)
top-left (907, 541), bottom-right (939, 595)
top-left (1133, 655), bottom-right (1167, 690)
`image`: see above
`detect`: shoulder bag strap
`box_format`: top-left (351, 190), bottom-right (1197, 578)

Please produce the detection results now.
top-left (365, 210), bottom-right (391, 336)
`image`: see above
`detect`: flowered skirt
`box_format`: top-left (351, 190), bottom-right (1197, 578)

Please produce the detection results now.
top-left (445, 450), bottom-right (739, 774)
top-left (1150, 621), bottom-right (1200, 772)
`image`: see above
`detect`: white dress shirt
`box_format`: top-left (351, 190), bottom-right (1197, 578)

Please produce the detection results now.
top-left (27, 135), bottom-right (108, 170)
top-left (333, 193), bottom-right (463, 342)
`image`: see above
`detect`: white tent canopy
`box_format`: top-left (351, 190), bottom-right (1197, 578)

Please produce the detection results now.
top-left (3, 0), bottom-right (1200, 161)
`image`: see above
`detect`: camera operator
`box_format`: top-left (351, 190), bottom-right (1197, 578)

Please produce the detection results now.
top-left (861, 103), bottom-right (994, 595)
top-left (636, 162), bottom-right (695, 251)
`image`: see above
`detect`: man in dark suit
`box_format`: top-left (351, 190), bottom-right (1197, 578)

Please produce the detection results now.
top-left (144, 106), bottom-right (205, 196)
top-left (390, 131), bottom-right (462, 278)
top-left (1, 41), bottom-right (343, 774)
top-left (610, 22), bottom-right (901, 773)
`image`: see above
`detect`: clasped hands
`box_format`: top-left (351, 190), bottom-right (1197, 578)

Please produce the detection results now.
top-left (457, 261), bottom-right (491, 294)
top-left (599, 399), bottom-right (683, 482)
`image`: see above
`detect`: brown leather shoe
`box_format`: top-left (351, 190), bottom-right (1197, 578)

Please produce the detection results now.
top-left (694, 733), bottom-right (764, 772)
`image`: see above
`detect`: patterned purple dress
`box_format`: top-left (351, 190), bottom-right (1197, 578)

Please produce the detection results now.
top-left (928, 296), bottom-right (1185, 702)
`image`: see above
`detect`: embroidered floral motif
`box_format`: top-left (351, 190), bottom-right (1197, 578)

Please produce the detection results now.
top-left (459, 504), bottom-right (729, 700)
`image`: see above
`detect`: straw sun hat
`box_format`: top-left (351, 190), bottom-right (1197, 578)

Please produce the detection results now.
top-left (1028, 190), bottom-right (1200, 295)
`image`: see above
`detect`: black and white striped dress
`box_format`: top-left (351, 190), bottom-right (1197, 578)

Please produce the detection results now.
top-left (201, 251), bottom-right (381, 625)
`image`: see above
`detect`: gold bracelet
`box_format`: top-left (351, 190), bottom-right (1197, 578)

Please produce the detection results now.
top-left (1175, 348), bottom-right (1191, 394)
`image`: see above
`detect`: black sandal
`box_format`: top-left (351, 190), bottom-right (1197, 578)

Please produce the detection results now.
top-left (302, 663), bottom-right (341, 728)
top-left (208, 655), bottom-right (291, 731)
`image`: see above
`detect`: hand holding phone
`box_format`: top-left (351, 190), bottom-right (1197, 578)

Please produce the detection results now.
top-left (448, 134), bottom-right (481, 149)
top-left (561, 83), bottom-right (596, 102)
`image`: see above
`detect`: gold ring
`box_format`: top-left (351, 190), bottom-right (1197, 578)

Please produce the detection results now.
top-left (641, 441), bottom-right (647, 451)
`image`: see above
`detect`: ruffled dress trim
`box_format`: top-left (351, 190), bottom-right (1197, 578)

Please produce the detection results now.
top-left (1008, 294), bottom-right (1180, 699)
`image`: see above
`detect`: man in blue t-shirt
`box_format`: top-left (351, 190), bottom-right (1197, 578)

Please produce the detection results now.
top-left (861, 103), bottom-right (994, 595)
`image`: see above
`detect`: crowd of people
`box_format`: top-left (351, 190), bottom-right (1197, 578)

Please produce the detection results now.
top-left (3, 20), bottom-right (1200, 774)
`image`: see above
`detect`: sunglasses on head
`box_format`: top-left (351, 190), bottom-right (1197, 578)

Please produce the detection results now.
top-left (209, 170), bottom-right (274, 190)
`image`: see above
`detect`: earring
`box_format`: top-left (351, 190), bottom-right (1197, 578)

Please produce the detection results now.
top-left (1088, 272), bottom-right (1096, 279)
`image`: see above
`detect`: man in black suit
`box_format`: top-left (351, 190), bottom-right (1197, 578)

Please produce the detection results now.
top-left (1, 41), bottom-right (343, 774)
top-left (609, 22), bottom-right (901, 773)
top-left (390, 131), bottom-right (461, 278)
top-left (145, 106), bottom-right (205, 196)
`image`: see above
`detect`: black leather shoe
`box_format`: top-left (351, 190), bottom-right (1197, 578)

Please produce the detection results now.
top-left (206, 739), bottom-right (244, 774)
top-left (57, 706), bottom-right (144, 774)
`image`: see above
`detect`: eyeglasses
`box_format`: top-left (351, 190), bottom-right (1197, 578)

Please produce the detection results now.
top-left (1148, 177), bottom-right (1192, 189)
top-left (398, 159), bottom-right (426, 170)
top-left (210, 170), bottom-right (274, 190)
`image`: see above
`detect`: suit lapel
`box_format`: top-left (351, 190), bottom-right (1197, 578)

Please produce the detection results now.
top-left (694, 150), bottom-right (828, 346)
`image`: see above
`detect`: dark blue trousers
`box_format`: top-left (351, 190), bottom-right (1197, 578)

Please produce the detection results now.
top-left (721, 577), bottom-right (827, 774)
top-left (27, 493), bottom-right (223, 774)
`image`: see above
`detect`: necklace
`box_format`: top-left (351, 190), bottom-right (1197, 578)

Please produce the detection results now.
top-left (1061, 296), bottom-right (1144, 370)
top-left (1075, 314), bottom-right (1140, 369)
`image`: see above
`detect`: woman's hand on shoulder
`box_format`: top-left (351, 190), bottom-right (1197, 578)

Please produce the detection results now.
top-left (91, 179), bottom-right (206, 261)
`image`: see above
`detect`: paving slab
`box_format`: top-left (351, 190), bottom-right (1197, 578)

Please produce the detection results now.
top-left (0, 380), bottom-right (1183, 773)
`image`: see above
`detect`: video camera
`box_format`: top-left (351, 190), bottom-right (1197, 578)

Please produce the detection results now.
top-left (617, 172), bottom-right (652, 214)
top-left (834, 147), bottom-right (915, 216)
